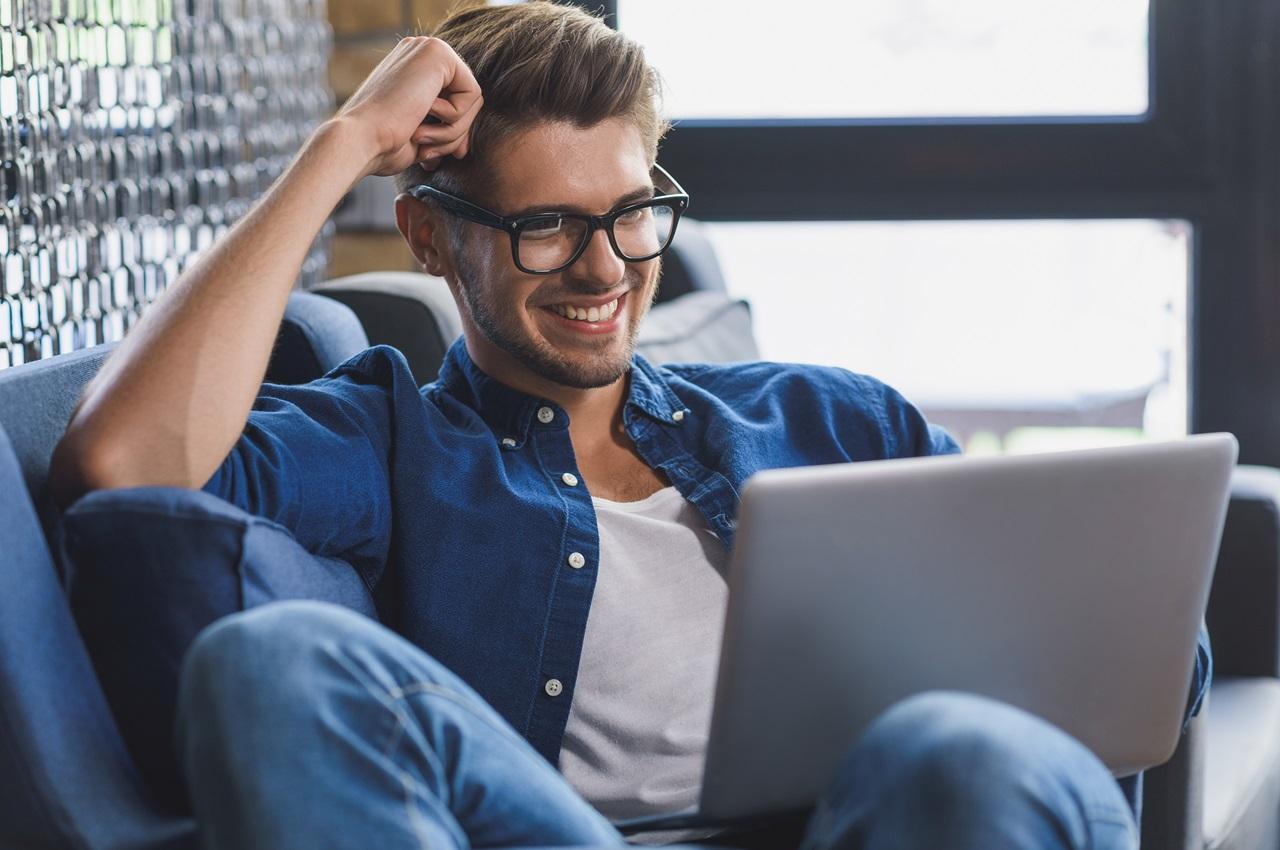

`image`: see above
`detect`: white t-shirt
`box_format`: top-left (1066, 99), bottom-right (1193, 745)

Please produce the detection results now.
top-left (558, 486), bottom-right (729, 838)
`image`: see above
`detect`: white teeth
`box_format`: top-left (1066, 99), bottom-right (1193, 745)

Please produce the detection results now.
top-left (551, 297), bottom-right (620, 323)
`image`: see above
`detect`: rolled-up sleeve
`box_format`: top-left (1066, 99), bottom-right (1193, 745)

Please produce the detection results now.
top-left (202, 347), bottom-right (411, 571)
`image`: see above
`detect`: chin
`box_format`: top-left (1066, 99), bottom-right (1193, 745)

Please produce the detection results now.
top-left (522, 344), bottom-right (635, 389)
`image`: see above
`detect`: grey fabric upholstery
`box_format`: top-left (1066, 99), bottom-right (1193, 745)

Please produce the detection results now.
top-left (636, 291), bottom-right (759, 365)
top-left (1202, 679), bottom-right (1280, 850)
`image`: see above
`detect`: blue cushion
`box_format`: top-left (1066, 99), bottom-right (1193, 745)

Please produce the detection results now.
top-left (61, 486), bottom-right (379, 813)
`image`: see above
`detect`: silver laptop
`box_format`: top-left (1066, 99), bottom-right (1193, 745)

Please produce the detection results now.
top-left (623, 433), bottom-right (1237, 831)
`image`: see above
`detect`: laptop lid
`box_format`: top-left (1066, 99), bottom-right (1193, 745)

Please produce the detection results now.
top-left (699, 434), bottom-right (1237, 820)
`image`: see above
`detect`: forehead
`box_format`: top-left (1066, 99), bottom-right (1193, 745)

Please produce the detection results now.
top-left (485, 119), bottom-right (652, 213)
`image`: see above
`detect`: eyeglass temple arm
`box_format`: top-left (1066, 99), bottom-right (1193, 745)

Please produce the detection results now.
top-left (411, 185), bottom-right (505, 228)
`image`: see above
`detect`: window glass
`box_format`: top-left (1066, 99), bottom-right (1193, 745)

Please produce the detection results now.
top-left (621, 0), bottom-right (1149, 119)
top-left (703, 219), bottom-right (1188, 453)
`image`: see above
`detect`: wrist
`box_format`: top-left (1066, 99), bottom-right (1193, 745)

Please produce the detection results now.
top-left (313, 116), bottom-right (383, 184)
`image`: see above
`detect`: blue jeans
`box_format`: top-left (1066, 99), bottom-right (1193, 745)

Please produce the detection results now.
top-left (176, 601), bottom-right (1139, 850)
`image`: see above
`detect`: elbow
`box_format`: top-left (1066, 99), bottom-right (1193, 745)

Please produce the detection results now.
top-left (50, 427), bottom-right (211, 509)
top-left (50, 430), bottom-right (120, 509)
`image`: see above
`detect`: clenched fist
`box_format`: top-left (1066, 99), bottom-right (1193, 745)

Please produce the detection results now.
top-left (334, 36), bottom-right (483, 178)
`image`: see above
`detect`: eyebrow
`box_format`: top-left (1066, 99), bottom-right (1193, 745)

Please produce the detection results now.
top-left (504, 184), bottom-right (656, 219)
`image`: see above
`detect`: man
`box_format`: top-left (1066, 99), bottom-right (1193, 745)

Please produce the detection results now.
top-left (51, 4), bottom-right (1202, 849)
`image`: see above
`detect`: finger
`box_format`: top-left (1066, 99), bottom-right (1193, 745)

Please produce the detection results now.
top-left (418, 136), bottom-right (465, 162)
top-left (431, 43), bottom-right (482, 112)
top-left (409, 125), bottom-right (465, 150)
top-left (426, 95), bottom-right (462, 125)
top-left (417, 145), bottom-right (443, 171)
top-left (449, 93), bottom-right (484, 159)
top-left (412, 118), bottom-right (470, 147)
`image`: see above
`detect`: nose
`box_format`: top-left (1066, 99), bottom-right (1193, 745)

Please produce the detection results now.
top-left (569, 225), bottom-right (626, 288)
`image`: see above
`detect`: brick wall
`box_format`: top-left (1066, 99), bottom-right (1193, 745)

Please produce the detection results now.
top-left (325, 0), bottom-right (481, 279)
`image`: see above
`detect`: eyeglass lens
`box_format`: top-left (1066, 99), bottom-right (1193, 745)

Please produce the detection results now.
top-left (517, 202), bottom-right (676, 272)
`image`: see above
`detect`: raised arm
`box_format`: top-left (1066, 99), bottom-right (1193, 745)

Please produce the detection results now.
top-left (51, 37), bottom-right (481, 507)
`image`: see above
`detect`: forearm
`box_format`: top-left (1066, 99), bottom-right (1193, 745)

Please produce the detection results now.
top-left (52, 118), bottom-right (375, 504)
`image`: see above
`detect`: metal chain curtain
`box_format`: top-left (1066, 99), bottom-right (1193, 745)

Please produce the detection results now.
top-left (0, 0), bottom-right (333, 369)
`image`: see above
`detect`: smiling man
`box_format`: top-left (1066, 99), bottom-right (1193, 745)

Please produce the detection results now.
top-left (50, 3), bottom-right (1192, 850)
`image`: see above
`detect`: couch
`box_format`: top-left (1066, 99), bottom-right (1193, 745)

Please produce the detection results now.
top-left (1, 220), bottom-right (1279, 850)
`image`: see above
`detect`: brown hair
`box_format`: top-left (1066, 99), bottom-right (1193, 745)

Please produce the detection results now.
top-left (393, 1), bottom-right (668, 200)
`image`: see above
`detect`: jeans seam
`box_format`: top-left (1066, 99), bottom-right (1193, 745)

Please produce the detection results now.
top-left (330, 650), bottom-right (456, 822)
top-left (395, 751), bottom-right (434, 850)
top-left (378, 682), bottom-right (466, 850)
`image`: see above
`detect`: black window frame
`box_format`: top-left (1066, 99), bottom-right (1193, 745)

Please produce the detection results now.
top-left (573, 0), bottom-right (1280, 467)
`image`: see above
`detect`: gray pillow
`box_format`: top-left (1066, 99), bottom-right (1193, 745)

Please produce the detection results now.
top-left (638, 292), bottom-right (759, 365)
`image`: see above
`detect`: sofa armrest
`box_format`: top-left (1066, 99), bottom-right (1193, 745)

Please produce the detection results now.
top-left (1206, 464), bottom-right (1280, 678)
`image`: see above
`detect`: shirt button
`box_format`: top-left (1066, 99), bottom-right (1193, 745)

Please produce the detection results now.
top-left (501, 437), bottom-right (517, 448)
top-left (536, 406), bottom-right (555, 424)
top-left (545, 678), bottom-right (563, 697)
top-left (672, 410), bottom-right (685, 422)
top-left (561, 472), bottom-right (579, 487)
top-left (567, 552), bottom-right (586, 569)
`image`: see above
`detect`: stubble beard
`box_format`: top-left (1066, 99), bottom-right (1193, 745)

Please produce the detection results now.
top-left (455, 256), bottom-right (655, 390)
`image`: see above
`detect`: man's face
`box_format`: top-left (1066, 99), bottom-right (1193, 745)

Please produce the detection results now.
top-left (446, 119), bottom-right (660, 390)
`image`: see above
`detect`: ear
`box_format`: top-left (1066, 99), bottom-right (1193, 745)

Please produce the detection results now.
top-left (395, 192), bottom-right (454, 278)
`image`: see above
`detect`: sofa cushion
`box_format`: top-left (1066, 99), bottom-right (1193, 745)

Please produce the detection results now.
top-left (61, 486), bottom-right (379, 813)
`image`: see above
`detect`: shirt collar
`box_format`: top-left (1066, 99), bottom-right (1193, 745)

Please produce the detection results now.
top-left (436, 337), bottom-right (690, 444)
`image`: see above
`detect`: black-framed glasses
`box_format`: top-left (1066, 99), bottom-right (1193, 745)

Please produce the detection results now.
top-left (410, 164), bottom-right (690, 275)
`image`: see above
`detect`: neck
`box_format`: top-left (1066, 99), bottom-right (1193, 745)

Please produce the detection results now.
top-left (463, 333), bottom-right (628, 440)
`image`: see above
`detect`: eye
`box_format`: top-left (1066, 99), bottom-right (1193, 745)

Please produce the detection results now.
top-left (520, 216), bottom-right (564, 239)
top-left (615, 206), bottom-right (651, 224)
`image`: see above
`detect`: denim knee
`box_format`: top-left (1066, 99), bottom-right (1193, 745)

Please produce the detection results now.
top-left (178, 601), bottom-right (397, 729)
top-left (853, 691), bottom-right (1072, 800)
top-left (801, 691), bottom-right (1136, 850)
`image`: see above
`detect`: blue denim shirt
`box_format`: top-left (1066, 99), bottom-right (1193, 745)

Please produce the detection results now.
top-left (204, 338), bottom-right (1208, 812)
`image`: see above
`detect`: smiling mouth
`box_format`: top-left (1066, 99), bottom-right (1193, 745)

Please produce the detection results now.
top-left (548, 296), bottom-right (621, 323)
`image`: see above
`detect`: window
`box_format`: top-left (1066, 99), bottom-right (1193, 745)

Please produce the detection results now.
top-left (622, 0), bottom-right (1150, 119)
top-left (709, 219), bottom-right (1188, 452)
